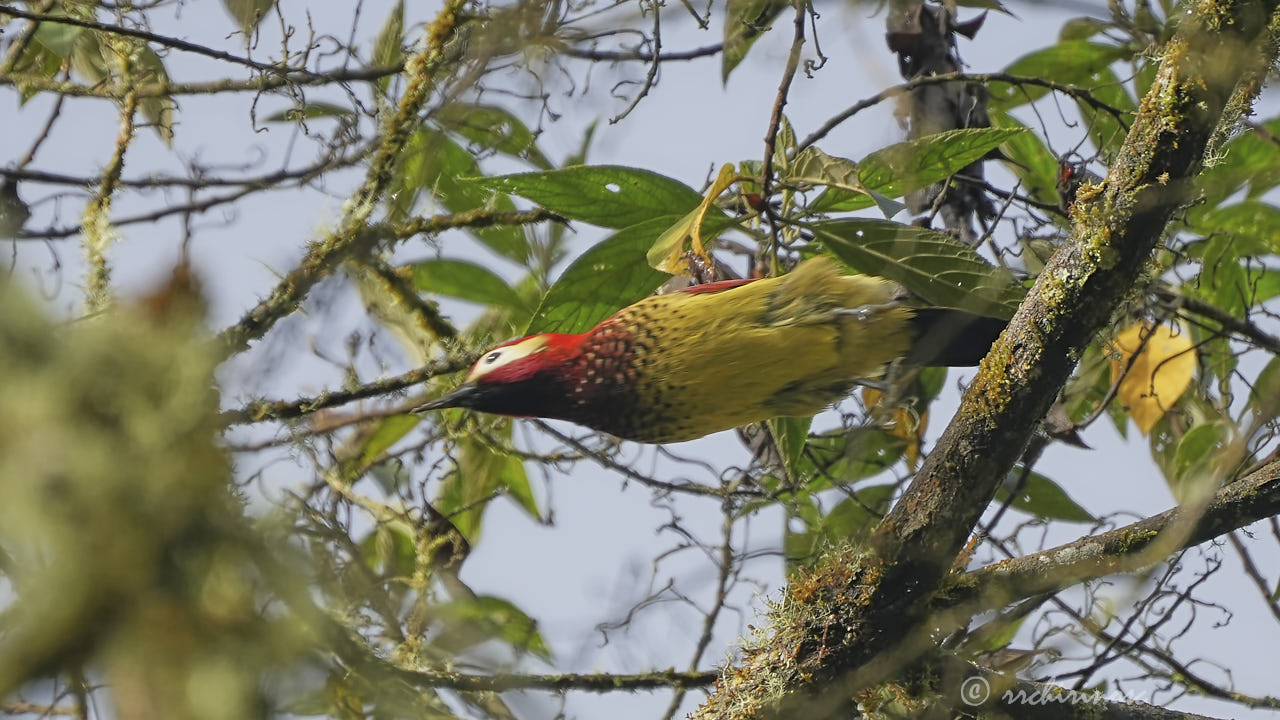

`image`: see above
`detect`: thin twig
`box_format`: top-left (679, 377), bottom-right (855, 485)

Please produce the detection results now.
top-left (2, 64), bottom-right (405, 99)
top-left (221, 355), bottom-right (473, 425)
top-left (562, 42), bottom-right (722, 62)
top-left (0, 5), bottom-right (325, 78)
top-left (795, 72), bottom-right (1131, 154)
top-left (216, 0), bottom-right (473, 355)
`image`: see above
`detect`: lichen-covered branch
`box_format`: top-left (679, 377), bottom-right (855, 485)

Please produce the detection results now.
top-left (221, 355), bottom-right (473, 425)
top-left (957, 460), bottom-right (1280, 610)
top-left (1, 65), bottom-right (405, 99)
top-left (389, 667), bottom-right (720, 692)
top-left (216, 0), bottom-right (470, 356)
top-left (81, 90), bottom-right (138, 313)
top-left (692, 1), bottom-right (1280, 717)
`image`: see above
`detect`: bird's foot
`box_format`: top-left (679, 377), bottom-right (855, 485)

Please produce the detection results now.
top-left (835, 303), bottom-right (899, 322)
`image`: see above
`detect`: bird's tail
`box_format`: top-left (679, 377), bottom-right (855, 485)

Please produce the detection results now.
top-left (905, 308), bottom-right (1007, 367)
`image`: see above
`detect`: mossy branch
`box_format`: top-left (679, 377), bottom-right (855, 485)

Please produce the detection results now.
top-left (221, 355), bottom-right (473, 425)
top-left (216, 0), bottom-right (470, 356)
top-left (81, 90), bottom-right (138, 313)
top-left (956, 459), bottom-right (1280, 611)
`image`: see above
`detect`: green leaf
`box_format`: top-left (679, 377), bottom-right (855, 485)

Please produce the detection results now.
top-left (357, 414), bottom-right (420, 466)
top-left (1169, 422), bottom-right (1229, 502)
top-left (526, 218), bottom-right (680, 334)
top-left (1076, 66), bottom-right (1134, 157)
top-left (645, 179), bottom-right (738, 273)
top-left (810, 219), bottom-right (1023, 318)
top-left (262, 102), bottom-right (355, 123)
top-left (991, 41), bottom-right (1130, 110)
top-left (953, 0), bottom-right (1013, 12)
top-left (1248, 358), bottom-right (1280, 425)
top-left (390, 130), bottom-right (529, 261)
top-left (723, 0), bottom-right (788, 82)
top-left (1059, 17), bottom-right (1110, 41)
top-left (799, 428), bottom-right (906, 486)
top-left (1193, 202), bottom-right (1280, 256)
top-left (1254, 270), bottom-right (1280, 304)
top-left (989, 111), bottom-right (1060, 208)
top-left (1148, 408), bottom-right (1182, 479)
top-left (773, 115), bottom-right (797, 175)
top-left (32, 22), bottom-right (84, 56)
top-left (473, 166), bottom-right (710, 229)
top-left (786, 147), bottom-right (902, 216)
top-left (436, 421), bottom-right (530, 539)
top-left (1196, 116), bottom-right (1280, 207)
top-left (337, 414), bottom-right (421, 485)
top-left (407, 258), bottom-right (524, 310)
top-left (433, 595), bottom-right (552, 661)
top-left (995, 469), bottom-right (1095, 522)
top-left (769, 416), bottom-right (813, 480)
top-left (358, 520), bottom-right (417, 578)
top-left (373, 0), bottom-right (404, 95)
top-left (221, 0), bottom-right (274, 34)
top-left (12, 34), bottom-right (64, 104)
top-left (808, 128), bottom-right (1026, 213)
top-left (1189, 238), bottom-right (1249, 318)
top-left (784, 484), bottom-right (896, 565)
top-left (963, 614), bottom-right (1028, 655)
top-left (436, 103), bottom-right (553, 169)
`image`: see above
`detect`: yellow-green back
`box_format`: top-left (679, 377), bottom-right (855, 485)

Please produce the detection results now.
top-left (612, 257), bottom-right (913, 442)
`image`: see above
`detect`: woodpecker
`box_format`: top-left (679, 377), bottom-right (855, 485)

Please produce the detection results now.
top-left (415, 256), bottom-right (1005, 443)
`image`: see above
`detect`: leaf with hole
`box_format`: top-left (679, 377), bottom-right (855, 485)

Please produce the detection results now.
top-left (472, 166), bottom-right (712, 229)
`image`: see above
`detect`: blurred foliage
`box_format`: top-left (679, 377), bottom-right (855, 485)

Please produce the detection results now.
top-left (0, 278), bottom-right (295, 718)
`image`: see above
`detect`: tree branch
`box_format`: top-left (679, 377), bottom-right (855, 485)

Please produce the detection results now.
top-left (215, 1), bottom-right (473, 356)
top-left (957, 460), bottom-right (1280, 609)
top-left (0, 5), bottom-right (323, 78)
top-left (221, 355), bottom-right (473, 425)
top-left (1, 65), bottom-right (404, 99)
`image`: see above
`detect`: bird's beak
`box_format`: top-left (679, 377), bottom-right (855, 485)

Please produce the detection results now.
top-left (414, 382), bottom-right (482, 412)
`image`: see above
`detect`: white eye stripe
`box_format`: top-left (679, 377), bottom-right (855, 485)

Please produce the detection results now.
top-left (466, 337), bottom-right (549, 381)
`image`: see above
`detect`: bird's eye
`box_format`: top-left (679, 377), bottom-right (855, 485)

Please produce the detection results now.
top-left (484, 351), bottom-right (501, 364)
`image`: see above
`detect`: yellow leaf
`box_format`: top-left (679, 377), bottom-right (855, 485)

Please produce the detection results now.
top-left (861, 387), bottom-right (927, 470)
top-left (646, 163), bottom-right (738, 274)
top-left (1109, 321), bottom-right (1196, 435)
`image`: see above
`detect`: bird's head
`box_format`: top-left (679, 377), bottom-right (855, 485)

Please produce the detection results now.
top-left (415, 333), bottom-right (581, 418)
